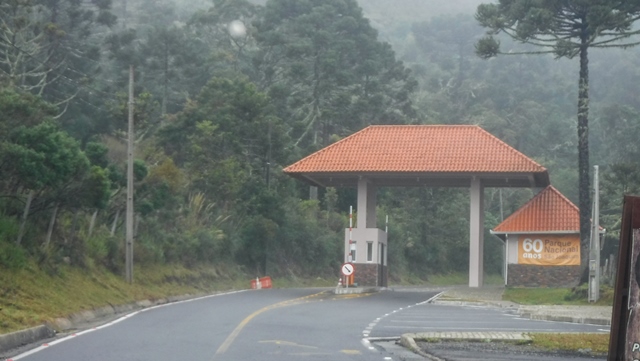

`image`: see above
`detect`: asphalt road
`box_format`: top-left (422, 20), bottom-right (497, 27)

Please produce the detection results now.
top-left (6, 288), bottom-right (608, 361)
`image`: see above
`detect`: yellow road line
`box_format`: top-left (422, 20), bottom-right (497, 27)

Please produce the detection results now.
top-left (259, 340), bottom-right (318, 349)
top-left (340, 349), bottom-right (362, 355)
top-left (214, 291), bottom-right (325, 357)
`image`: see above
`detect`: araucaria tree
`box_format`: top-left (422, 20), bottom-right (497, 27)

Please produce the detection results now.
top-left (475, 0), bottom-right (640, 279)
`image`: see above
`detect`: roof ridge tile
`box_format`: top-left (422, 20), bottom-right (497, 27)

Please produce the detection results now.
top-left (284, 124), bottom-right (548, 174)
top-left (493, 185), bottom-right (579, 233)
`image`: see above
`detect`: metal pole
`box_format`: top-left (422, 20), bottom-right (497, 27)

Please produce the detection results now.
top-left (499, 189), bottom-right (504, 221)
top-left (505, 234), bottom-right (509, 286)
top-left (589, 165), bottom-right (599, 302)
top-left (349, 206), bottom-right (353, 262)
top-left (126, 65), bottom-right (135, 284)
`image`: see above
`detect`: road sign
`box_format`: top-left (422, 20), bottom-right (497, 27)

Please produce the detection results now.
top-left (341, 262), bottom-right (355, 276)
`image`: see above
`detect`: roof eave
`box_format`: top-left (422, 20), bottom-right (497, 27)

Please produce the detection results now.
top-left (283, 170), bottom-right (549, 188)
top-left (490, 230), bottom-right (579, 235)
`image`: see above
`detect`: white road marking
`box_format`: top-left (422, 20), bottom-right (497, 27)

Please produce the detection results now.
top-left (7, 290), bottom-right (247, 360)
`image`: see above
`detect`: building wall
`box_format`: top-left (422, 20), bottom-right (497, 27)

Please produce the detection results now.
top-left (344, 228), bottom-right (387, 264)
top-left (506, 234), bottom-right (519, 263)
top-left (505, 233), bottom-right (581, 287)
top-left (508, 264), bottom-right (581, 287)
top-left (352, 263), bottom-right (387, 287)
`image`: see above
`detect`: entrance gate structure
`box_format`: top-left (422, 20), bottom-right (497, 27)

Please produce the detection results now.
top-left (283, 125), bottom-right (549, 287)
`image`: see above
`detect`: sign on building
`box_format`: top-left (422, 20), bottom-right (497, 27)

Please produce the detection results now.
top-left (517, 235), bottom-right (580, 266)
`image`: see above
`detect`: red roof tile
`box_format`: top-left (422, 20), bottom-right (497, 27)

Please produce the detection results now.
top-left (493, 186), bottom-right (579, 233)
top-left (283, 125), bottom-right (546, 174)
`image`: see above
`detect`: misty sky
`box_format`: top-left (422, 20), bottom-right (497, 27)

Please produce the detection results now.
top-left (358, 0), bottom-right (486, 22)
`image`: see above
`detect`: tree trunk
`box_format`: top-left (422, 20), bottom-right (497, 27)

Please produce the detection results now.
top-left (577, 37), bottom-right (592, 284)
top-left (69, 209), bottom-right (79, 244)
top-left (44, 204), bottom-right (59, 248)
top-left (88, 209), bottom-right (98, 237)
top-left (162, 41), bottom-right (168, 116)
top-left (111, 209), bottom-right (120, 236)
top-left (16, 190), bottom-right (34, 245)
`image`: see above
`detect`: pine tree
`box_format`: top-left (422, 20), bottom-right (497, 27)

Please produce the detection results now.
top-left (475, 0), bottom-right (640, 280)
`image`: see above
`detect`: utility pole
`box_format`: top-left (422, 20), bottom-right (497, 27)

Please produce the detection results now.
top-left (126, 65), bottom-right (135, 284)
top-left (589, 165), bottom-right (600, 302)
top-left (266, 119), bottom-right (271, 189)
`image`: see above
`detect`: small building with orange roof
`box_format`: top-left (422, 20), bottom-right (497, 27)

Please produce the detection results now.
top-left (491, 185), bottom-right (584, 287)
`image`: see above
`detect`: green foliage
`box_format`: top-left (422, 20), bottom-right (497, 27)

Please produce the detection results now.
top-left (3, 0), bottom-right (640, 291)
top-left (133, 159), bottom-right (148, 181)
top-left (79, 166), bottom-right (112, 210)
top-left (0, 217), bottom-right (26, 269)
top-left (475, 1), bottom-right (640, 59)
top-left (530, 333), bottom-right (609, 354)
top-left (3, 122), bottom-right (90, 190)
top-left (0, 88), bottom-right (57, 133)
top-left (0, 216), bottom-right (19, 243)
top-left (85, 228), bottom-right (118, 267)
top-left (475, 36), bottom-right (499, 59)
top-left (383, 188), bottom-right (470, 278)
top-left (255, 0), bottom-right (416, 150)
top-left (0, 241), bottom-right (28, 270)
top-left (85, 142), bottom-right (109, 168)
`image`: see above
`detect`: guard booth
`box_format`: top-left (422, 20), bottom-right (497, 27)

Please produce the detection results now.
top-left (344, 179), bottom-right (388, 286)
top-left (344, 228), bottom-right (388, 287)
top-left (344, 207), bottom-right (388, 287)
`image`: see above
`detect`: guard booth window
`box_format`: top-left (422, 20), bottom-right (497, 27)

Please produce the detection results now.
top-left (350, 241), bottom-right (356, 262)
top-left (367, 242), bottom-right (373, 262)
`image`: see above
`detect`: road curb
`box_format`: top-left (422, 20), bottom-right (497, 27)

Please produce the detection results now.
top-left (333, 286), bottom-right (385, 295)
top-left (399, 334), bottom-right (446, 361)
top-left (0, 325), bottom-right (56, 354)
top-left (523, 313), bottom-right (611, 326)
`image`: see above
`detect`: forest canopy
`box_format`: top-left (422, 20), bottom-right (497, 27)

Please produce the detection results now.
top-left (0, 0), bottom-right (638, 283)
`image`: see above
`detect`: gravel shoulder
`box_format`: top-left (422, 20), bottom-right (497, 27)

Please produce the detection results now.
top-left (417, 340), bottom-right (606, 361)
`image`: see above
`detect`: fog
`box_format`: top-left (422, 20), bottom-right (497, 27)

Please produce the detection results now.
top-left (2, 0), bottom-right (639, 285)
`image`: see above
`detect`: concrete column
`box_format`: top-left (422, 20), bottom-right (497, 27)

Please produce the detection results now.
top-left (357, 178), bottom-right (377, 229)
top-left (367, 182), bottom-right (377, 228)
top-left (469, 177), bottom-right (484, 287)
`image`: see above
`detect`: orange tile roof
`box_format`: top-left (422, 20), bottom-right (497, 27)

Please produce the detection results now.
top-left (493, 186), bottom-right (579, 233)
top-left (283, 125), bottom-right (547, 174)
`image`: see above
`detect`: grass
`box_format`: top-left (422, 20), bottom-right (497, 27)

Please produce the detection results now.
top-left (0, 261), bottom-right (240, 334)
top-left (0, 260), bottom-right (336, 335)
top-left (530, 333), bottom-right (609, 354)
top-left (501, 286), bottom-right (613, 354)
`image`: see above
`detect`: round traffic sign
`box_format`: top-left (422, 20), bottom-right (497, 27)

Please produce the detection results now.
top-left (341, 262), bottom-right (355, 276)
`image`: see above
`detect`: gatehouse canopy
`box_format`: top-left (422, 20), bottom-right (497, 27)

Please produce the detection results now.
top-left (284, 125), bottom-right (550, 188)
